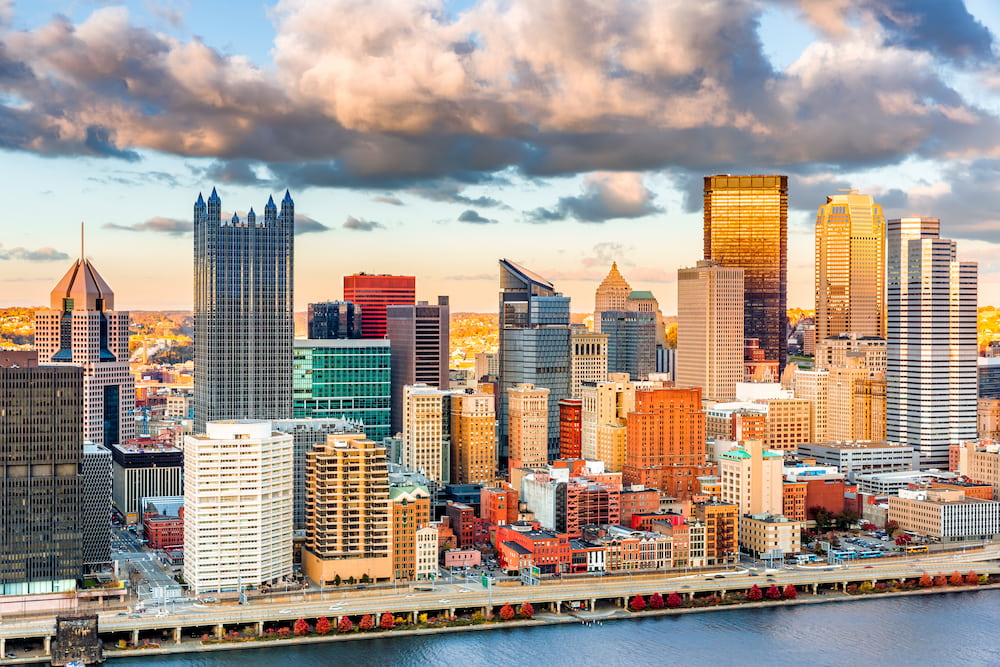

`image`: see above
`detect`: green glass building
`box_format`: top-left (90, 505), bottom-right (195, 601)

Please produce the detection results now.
top-left (293, 339), bottom-right (391, 441)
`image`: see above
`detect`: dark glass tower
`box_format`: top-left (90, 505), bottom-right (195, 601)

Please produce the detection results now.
top-left (308, 301), bottom-right (362, 339)
top-left (0, 365), bottom-right (84, 594)
top-left (704, 174), bottom-right (788, 365)
top-left (386, 296), bottom-right (450, 434)
top-left (497, 259), bottom-right (571, 463)
top-left (601, 310), bottom-right (657, 380)
top-left (193, 188), bottom-right (294, 432)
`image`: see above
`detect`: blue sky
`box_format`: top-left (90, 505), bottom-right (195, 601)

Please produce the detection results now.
top-left (3, 0), bottom-right (1000, 313)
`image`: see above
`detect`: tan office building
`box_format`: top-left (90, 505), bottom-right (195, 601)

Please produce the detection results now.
top-left (508, 384), bottom-right (550, 472)
top-left (450, 390), bottom-right (496, 485)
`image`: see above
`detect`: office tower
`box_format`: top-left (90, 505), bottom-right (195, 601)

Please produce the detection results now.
top-left (183, 421), bottom-right (293, 593)
top-left (623, 386), bottom-right (712, 498)
top-left (303, 434), bottom-right (391, 585)
top-left (719, 439), bottom-right (784, 516)
top-left (704, 174), bottom-right (788, 365)
top-left (110, 438), bottom-right (183, 523)
top-left (292, 339), bottom-right (391, 441)
top-left (627, 290), bottom-right (666, 346)
top-left (580, 376), bottom-right (646, 472)
top-left (594, 262), bottom-right (631, 333)
top-left (793, 369), bottom-right (829, 443)
top-left (570, 330), bottom-right (609, 398)
top-left (387, 297), bottom-right (450, 435)
top-left (34, 251), bottom-right (134, 446)
top-left (390, 485), bottom-right (432, 581)
top-left (814, 333), bottom-right (887, 372)
top-left (450, 390), bottom-right (496, 485)
top-left (676, 260), bottom-right (744, 402)
top-left (758, 398), bottom-right (814, 451)
top-left (402, 384), bottom-right (454, 484)
top-left (193, 188), bottom-right (294, 432)
top-left (887, 218), bottom-right (977, 468)
top-left (273, 418), bottom-right (364, 529)
top-left (498, 259), bottom-right (572, 461)
top-left (307, 301), bottom-right (362, 339)
top-left (815, 192), bottom-right (886, 341)
top-left (343, 273), bottom-right (416, 339)
top-left (601, 310), bottom-right (657, 380)
top-left (559, 398), bottom-right (583, 459)
top-left (508, 383), bottom-right (550, 472)
top-left (474, 352), bottom-right (499, 382)
top-left (81, 443), bottom-right (112, 571)
top-left (0, 365), bottom-right (83, 595)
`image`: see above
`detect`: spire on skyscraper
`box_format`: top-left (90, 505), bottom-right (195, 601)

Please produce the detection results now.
top-left (265, 194), bottom-right (276, 211)
top-left (594, 261), bottom-right (632, 332)
top-left (208, 187), bottom-right (220, 203)
top-left (282, 189), bottom-right (293, 205)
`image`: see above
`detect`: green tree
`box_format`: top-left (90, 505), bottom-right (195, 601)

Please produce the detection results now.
top-left (360, 573), bottom-right (371, 584)
top-left (333, 574), bottom-right (342, 587)
top-left (810, 507), bottom-right (833, 531)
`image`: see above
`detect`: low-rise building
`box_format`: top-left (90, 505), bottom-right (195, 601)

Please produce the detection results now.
top-left (443, 549), bottom-right (482, 569)
top-left (956, 440), bottom-right (1000, 500)
top-left (739, 513), bottom-right (803, 558)
top-left (888, 488), bottom-right (1000, 543)
top-left (855, 470), bottom-right (961, 496)
top-left (795, 441), bottom-right (918, 481)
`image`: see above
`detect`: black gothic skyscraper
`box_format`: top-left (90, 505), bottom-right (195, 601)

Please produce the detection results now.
top-left (193, 188), bottom-right (294, 432)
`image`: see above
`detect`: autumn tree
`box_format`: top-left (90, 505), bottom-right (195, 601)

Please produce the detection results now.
top-left (765, 585), bottom-right (781, 600)
top-left (629, 595), bottom-right (646, 611)
top-left (747, 585), bottom-right (763, 601)
top-left (965, 571), bottom-right (980, 585)
top-left (649, 592), bottom-right (664, 609)
top-left (359, 614), bottom-right (374, 631)
top-left (918, 573), bottom-right (933, 588)
top-left (783, 584), bottom-right (797, 599)
top-left (519, 602), bottom-right (534, 619)
top-left (380, 612), bottom-right (394, 630)
top-left (499, 603), bottom-right (515, 620)
top-left (949, 571), bottom-right (964, 586)
top-left (666, 592), bottom-right (682, 608)
top-left (315, 617), bottom-right (331, 635)
top-left (933, 575), bottom-right (947, 587)
top-left (293, 618), bottom-right (309, 635)
top-left (338, 617), bottom-right (353, 633)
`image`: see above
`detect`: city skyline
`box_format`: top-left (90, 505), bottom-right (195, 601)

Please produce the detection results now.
top-left (4, 1), bottom-right (1000, 313)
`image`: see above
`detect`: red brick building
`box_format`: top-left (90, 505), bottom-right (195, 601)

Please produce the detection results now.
top-left (496, 524), bottom-right (570, 574)
top-left (445, 501), bottom-right (477, 548)
top-left (558, 399), bottom-right (583, 459)
top-left (342, 273), bottom-right (415, 339)
top-left (480, 486), bottom-right (519, 527)
top-left (145, 508), bottom-right (184, 550)
top-left (620, 486), bottom-right (660, 526)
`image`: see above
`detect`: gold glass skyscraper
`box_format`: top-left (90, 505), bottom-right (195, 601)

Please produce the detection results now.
top-left (814, 192), bottom-right (885, 341)
top-left (704, 174), bottom-right (788, 364)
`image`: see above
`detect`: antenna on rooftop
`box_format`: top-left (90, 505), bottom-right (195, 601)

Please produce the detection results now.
top-left (80, 221), bottom-right (85, 261)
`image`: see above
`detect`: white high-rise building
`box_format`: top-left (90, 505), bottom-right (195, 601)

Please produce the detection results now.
top-left (887, 218), bottom-right (977, 468)
top-left (676, 260), bottom-right (744, 402)
top-left (402, 384), bottom-right (455, 484)
top-left (570, 331), bottom-right (609, 398)
top-left (183, 421), bottom-right (293, 594)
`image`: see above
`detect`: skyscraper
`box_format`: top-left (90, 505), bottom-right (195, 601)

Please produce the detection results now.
top-left (387, 296), bottom-right (450, 435)
top-left (676, 259), bottom-right (745, 402)
top-left (815, 192), bottom-right (886, 341)
top-left (887, 217), bottom-right (977, 468)
top-left (594, 262), bottom-right (631, 333)
top-left (601, 310), bottom-right (657, 380)
top-left (704, 174), bottom-right (788, 365)
top-left (1, 365), bottom-right (83, 595)
top-left (35, 249), bottom-right (134, 446)
top-left (307, 301), bottom-right (362, 339)
top-left (193, 188), bottom-right (294, 432)
top-left (570, 330), bottom-right (608, 398)
top-left (402, 384), bottom-right (454, 484)
top-left (508, 383), bottom-right (550, 472)
top-left (498, 259), bottom-right (572, 461)
top-left (450, 390), bottom-right (496, 485)
top-left (343, 274), bottom-right (416, 339)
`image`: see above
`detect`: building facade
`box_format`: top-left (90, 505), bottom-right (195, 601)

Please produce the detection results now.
top-left (601, 310), bottom-right (657, 381)
top-left (193, 189), bottom-right (294, 432)
top-left (390, 485), bottom-right (431, 581)
top-left (570, 331), bottom-right (608, 398)
top-left (450, 390), bottom-right (496, 485)
top-left (110, 439), bottom-right (183, 522)
top-left (594, 262), bottom-right (631, 333)
top-left (307, 301), bottom-right (362, 339)
top-left (558, 398), bottom-right (583, 459)
top-left (508, 384), bottom-right (550, 472)
top-left (343, 273), bottom-right (415, 340)
top-left (402, 384), bottom-right (454, 484)
top-left (81, 443), bottom-right (112, 570)
top-left (386, 297), bottom-right (450, 435)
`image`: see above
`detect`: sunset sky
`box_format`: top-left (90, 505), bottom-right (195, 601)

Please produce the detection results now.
top-left (3, 0), bottom-right (1000, 313)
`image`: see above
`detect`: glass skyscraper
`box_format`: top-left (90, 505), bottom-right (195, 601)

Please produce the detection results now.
top-left (498, 259), bottom-right (572, 462)
top-left (704, 174), bottom-right (788, 365)
top-left (193, 188), bottom-right (294, 432)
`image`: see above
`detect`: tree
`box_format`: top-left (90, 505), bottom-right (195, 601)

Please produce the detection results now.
top-left (933, 575), bottom-right (947, 587)
top-left (810, 507), bottom-right (833, 531)
top-left (965, 571), bottom-right (980, 585)
top-left (518, 602), bottom-right (534, 619)
top-left (649, 592), bottom-right (664, 609)
top-left (949, 571), bottom-right (964, 586)
top-left (315, 617), bottom-right (331, 635)
top-left (835, 508), bottom-right (860, 530)
top-left (765, 585), bottom-right (781, 600)
top-left (337, 616), bottom-right (353, 633)
top-left (333, 574), bottom-right (342, 587)
top-left (747, 585), bottom-right (763, 601)
top-left (919, 573), bottom-right (933, 588)
top-left (629, 595), bottom-right (646, 611)
top-left (666, 592), bottom-right (683, 608)
top-left (884, 520), bottom-right (899, 537)
top-left (359, 614), bottom-right (374, 631)
top-left (360, 573), bottom-right (371, 584)
top-left (293, 618), bottom-right (309, 636)
top-left (783, 584), bottom-right (797, 599)
top-left (380, 612), bottom-right (394, 630)
top-left (861, 522), bottom-right (877, 532)
top-left (277, 627), bottom-right (291, 637)
top-left (347, 576), bottom-right (356, 586)
top-left (499, 603), bottom-right (515, 620)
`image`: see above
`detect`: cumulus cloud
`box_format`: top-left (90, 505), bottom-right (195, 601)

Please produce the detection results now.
top-left (294, 214), bottom-right (329, 234)
top-left (581, 241), bottom-right (632, 269)
top-left (103, 217), bottom-right (192, 235)
top-left (528, 172), bottom-right (662, 223)
top-left (458, 209), bottom-right (497, 224)
top-left (0, 245), bottom-right (71, 261)
top-left (408, 181), bottom-right (507, 208)
top-left (343, 215), bottom-right (384, 231)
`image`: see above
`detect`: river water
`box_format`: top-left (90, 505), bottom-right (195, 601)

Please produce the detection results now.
top-left (108, 590), bottom-right (999, 666)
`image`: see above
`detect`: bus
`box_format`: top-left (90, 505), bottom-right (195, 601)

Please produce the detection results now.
top-left (904, 544), bottom-right (929, 554)
top-left (858, 550), bottom-right (883, 558)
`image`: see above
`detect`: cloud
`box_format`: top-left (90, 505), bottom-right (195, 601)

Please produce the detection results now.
top-left (294, 214), bottom-right (329, 235)
top-left (343, 215), bottom-right (384, 231)
top-left (103, 217), bottom-right (192, 235)
top-left (458, 209), bottom-right (497, 224)
top-left (528, 172), bottom-right (662, 223)
top-left (0, 245), bottom-right (71, 261)
top-left (581, 241), bottom-right (632, 269)
top-left (372, 195), bottom-right (403, 205)
top-left (203, 159), bottom-right (268, 185)
top-left (408, 181), bottom-right (508, 208)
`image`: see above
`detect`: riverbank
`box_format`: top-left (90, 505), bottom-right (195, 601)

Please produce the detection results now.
top-left (95, 582), bottom-right (999, 663)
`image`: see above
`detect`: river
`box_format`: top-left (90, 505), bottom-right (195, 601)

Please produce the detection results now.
top-left (108, 590), bottom-right (999, 666)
